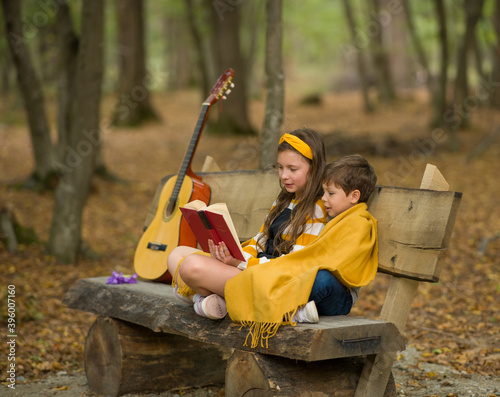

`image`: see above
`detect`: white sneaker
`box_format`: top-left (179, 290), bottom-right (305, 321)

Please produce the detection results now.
top-left (293, 301), bottom-right (319, 323)
top-left (173, 286), bottom-right (193, 305)
top-left (193, 294), bottom-right (227, 320)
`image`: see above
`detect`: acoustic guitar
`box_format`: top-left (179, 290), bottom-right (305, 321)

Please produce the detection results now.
top-left (134, 68), bottom-right (235, 283)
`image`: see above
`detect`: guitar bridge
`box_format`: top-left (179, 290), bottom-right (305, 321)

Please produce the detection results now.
top-left (147, 242), bottom-right (167, 251)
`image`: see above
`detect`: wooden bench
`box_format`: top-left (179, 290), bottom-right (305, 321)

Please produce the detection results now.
top-left (63, 164), bottom-right (461, 397)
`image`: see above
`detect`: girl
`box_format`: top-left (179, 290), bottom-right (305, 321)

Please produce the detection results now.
top-left (225, 155), bottom-right (378, 348)
top-left (167, 128), bottom-right (327, 319)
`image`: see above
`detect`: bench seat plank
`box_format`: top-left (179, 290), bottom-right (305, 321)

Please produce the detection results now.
top-left (63, 277), bottom-right (405, 362)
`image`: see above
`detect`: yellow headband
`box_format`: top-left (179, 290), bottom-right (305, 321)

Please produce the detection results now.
top-left (278, 133), bottom-right (313, 160)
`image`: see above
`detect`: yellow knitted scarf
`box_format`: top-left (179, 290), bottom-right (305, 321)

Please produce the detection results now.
top-left (224, 203), bottom-right (378, 348)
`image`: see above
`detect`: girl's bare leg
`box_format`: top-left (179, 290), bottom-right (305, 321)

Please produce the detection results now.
top-left (167, 246), bottom-right (201, 283)
top-left (180, 254), bottom-right (241, 297)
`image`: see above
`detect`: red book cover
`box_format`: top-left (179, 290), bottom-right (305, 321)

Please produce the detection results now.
top-left (203, 211), bottom-right (245, 261)
top-left (180, 201), bottom-right (245, 261)
top-left (179, 207), bottom-right (219, 252)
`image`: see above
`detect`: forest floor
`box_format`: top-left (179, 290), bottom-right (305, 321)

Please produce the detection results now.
top-left (0, 87), bottom-right (499, 396)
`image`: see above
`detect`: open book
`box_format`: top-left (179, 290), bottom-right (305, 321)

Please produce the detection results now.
top-left (179, 200), bottom-right (246, 261)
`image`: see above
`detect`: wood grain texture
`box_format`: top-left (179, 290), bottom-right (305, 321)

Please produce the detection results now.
top-left (368, 186), bottom-right (461, 282)
top-left (63, 277), bottom-right (405, 362)
top-left (225, 350), bottom-right (396, 397)
top-left (84, 316), bottom-right (227, 396)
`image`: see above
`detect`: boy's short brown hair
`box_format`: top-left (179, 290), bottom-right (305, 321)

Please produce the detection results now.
top-left (322, 155), bottom-right (377, 203)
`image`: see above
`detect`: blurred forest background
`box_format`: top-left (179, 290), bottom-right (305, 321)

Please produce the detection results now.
top-left (0, 0), bottom-right (499, 395)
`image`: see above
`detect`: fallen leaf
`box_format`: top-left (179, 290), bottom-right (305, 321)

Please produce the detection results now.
top-left (52, 385), bottom-right (69, 391)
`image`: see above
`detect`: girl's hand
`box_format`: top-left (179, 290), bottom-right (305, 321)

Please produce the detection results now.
top-left (208, 240), bottom-right (241, 267)
top-left (208, 239), bottom-right (218, 258)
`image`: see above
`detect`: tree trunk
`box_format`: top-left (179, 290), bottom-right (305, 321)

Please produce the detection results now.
top-left (1, 35), bottom-right (13, 96)
top-left (56, 3), bottom-right (79, 163)
top-left (47, 0), bottom-right (105, 264)
top-left (164, 14), bottom-right (193, 90)
top-left (0, 207), bottom-right (18, 253)
top-left (341, 0), bottom-right (374, 113)
top-left (490, 0), bottom-right (500, 108)
top-left (36, 18), bottom-right (58, 87)
top-left (242, 0), bottom-right (262, 98)
top-left (184, 0), bottom-right (213, 96)
top-left (56, 3), bottom-right (110, 181)
top-left (383, 0), bottom-right (412, 88)
top-left (401, 0), bottom-right (434, 94)
top-left (1, 0), bottom-right (55, 186)
top-left (453, 0), bottom-right (485, 131)
top-left (433, 0), bottom-right (449, 128)
top-left (209, 2), bottom-right (255, 135)
top-left (473, 30), bottom-right (485, 82)
top-left (369, 0), bottom-right (396, 103)
top-left (112, 0), bottom-right (159, 127)
top-left (259, 0), bottom-right (284, 169)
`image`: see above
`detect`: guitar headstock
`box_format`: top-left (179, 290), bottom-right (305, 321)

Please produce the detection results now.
top-left (205, 68), bottom-right (235, 106)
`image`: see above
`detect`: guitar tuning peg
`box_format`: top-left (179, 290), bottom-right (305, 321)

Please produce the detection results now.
top-left (230, 83), bottom-right (235, 88)
top-left (222, 95), bottom-right (227, 100)
top-left (226, 89), bottom-right (232, 95)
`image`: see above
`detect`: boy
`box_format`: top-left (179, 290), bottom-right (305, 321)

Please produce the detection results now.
top-left (225, 154), bottom-right (378, 347)
top-left (297, 154), bottom-right (378, 323)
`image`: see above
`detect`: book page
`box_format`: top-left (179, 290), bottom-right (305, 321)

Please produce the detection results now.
top-left (205, 202), bottom-right (228, 212)
top-left (204, 204), bottom-right (240, 245)
top-left (202, 204), bottom-right (245, 261)
top-left (182, 200), bottom-right (208, 211)
top-left (181, 201), bottom-right (245, 261)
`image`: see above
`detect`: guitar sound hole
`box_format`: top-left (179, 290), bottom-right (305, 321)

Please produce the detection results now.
top-left (166, 198), bottom-right (176, 217)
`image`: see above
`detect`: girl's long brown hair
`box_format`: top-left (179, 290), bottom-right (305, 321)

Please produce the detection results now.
top-left (260, 128), bottom-right (326, 256)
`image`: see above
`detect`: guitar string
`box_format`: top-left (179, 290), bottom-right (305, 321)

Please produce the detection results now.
top-left (169, 104), bottom-right (210, 204)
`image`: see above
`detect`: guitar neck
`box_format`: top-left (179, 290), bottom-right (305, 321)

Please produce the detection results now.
top-left (165, 67), bottom-right (234, 212)
top-left (170, 103), bottom-right (211, 201)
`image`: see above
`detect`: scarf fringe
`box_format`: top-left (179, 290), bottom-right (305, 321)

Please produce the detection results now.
top-left (239, 306), bottom-right (301, 348)
top-left (171, 258), bottom-right (196, 297)
top-left (283, 308), bottom-right (298, 325)
top-left (240, 321), bottom-right (282, 349)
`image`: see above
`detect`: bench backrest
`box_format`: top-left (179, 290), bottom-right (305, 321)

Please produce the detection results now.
top-left (368, 185), bottom-right (461, 282)
top-left (146, 165), bottom-right (461, 284)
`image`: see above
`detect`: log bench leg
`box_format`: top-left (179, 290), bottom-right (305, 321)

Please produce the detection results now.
top-left (354, 352), bottom-right (397, 397)
top-left (225, 350), bottom-right (396, 397)
top-left (84, 316), bottom-right (228, 396)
